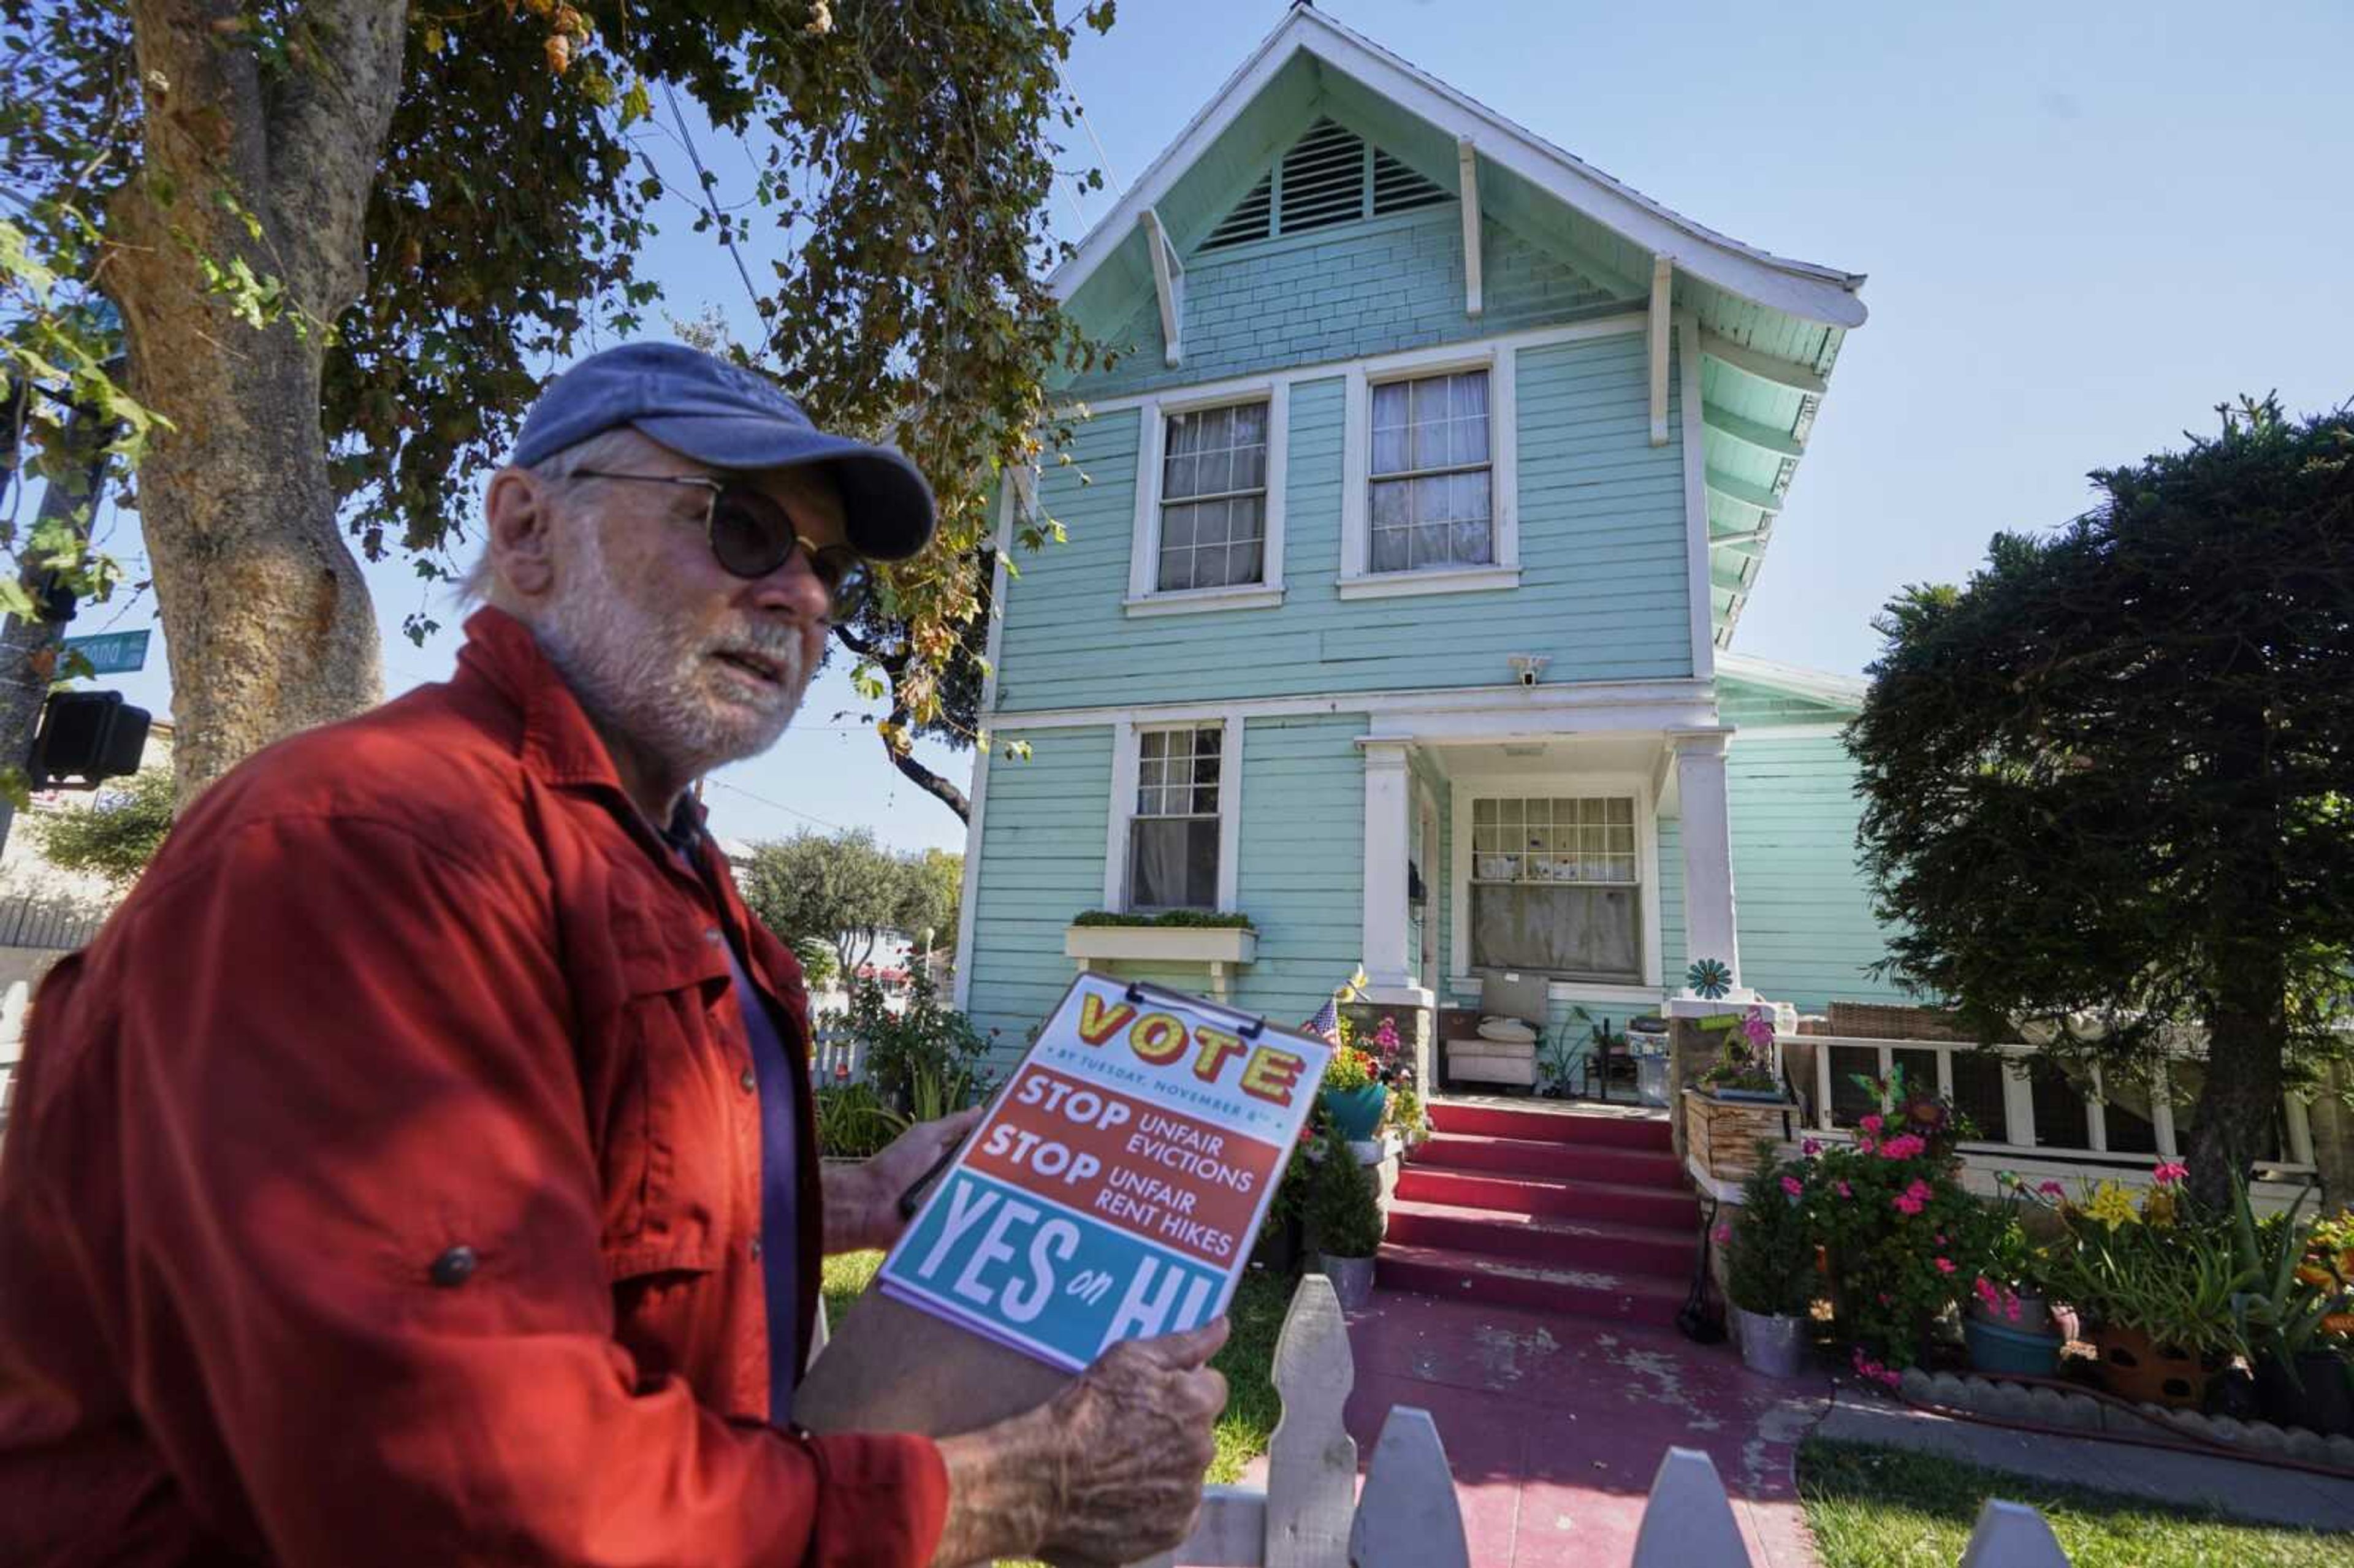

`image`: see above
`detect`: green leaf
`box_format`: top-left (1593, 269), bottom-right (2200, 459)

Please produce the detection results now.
top-left (621, 78), bottom-right (652, 128)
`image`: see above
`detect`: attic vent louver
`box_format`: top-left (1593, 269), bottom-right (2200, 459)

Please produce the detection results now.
top-left (1198, 117), bottom-right (1450, 253)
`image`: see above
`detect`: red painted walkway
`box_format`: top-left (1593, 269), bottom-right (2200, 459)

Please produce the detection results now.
top-left (1338, 1289), bottom-right (1829, 1567)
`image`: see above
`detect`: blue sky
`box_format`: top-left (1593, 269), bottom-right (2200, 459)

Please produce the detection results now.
top-left (62, 0), bottom-right (2354, 855)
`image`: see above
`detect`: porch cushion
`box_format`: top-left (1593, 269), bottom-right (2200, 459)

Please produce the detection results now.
top-left (1476, 1017), bottom-right (1537, 1044)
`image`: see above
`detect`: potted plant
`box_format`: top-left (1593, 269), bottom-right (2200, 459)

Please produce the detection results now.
top-left (1726, 1147), bottom-right (1817, 1378)
top-left (2025, 1168), bottom-right (2249, 1409)
top-left (1308, 1119), bottom-right (1385, 1309)
top-left (2229, 1178), bottom-right (2354, 1437)
top-left (1963, 1195), bottom-right (2062, 1376)
top-left (1696, 1008), bottom-right (1786, 1103)
top-left (1251, 1114), bottom-right (1320, 1275)
top-left (1387, 1080), bottom-right (1431, 1153)
top-left (1319, 1029), bottom-right (1388, 1143)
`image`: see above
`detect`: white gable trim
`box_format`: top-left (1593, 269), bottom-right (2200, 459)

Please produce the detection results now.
top-left (1049, 7), bottom-right (1866, 329)
top-left (1715, 650), bottom-right (1869, 709)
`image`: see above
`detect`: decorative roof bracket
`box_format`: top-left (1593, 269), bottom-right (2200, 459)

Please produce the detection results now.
top-left (1140, 208), bottom-right (1185, 368)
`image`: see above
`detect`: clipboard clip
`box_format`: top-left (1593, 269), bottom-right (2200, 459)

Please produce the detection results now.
top-left (1121, 978), bottom-right (1267, 1041)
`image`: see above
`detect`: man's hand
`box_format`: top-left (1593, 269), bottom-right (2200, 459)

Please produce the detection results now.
top-left (928, 1319), bottom-right (1230, 1568)
top-left (820, 1106), bottom-right (983, 1256)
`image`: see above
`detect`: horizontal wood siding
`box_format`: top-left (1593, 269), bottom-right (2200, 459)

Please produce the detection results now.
top-left (1066, 208), bottom-right (1616, 404)
top-left (1727, 733), bottom-right (1907, 1012)
top-left (996, 333), bottom-right (1692, 714)
top-left (1228, 714), bottom-right (1368, 1022)
top-left (962, 725), bottom-right (1113, 1070)
top-left (1656, 815), bottom-right (1687, 988)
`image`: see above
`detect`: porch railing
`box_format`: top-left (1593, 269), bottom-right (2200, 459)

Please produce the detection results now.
top-left (1781, 1031), bottom-right (2316, 1175)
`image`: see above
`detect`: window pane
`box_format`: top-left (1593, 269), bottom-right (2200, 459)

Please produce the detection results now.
top-left (1195, 725), bottom-right (1221, 755)
top-left (1414, 473), bottom-right (1450, 524)
top-left (1828, 1046), bottom-right (1880, 1128)
top-left (1140, 731), bottom-right (1166, 759)
top-left (1949, 1051), bottom-right (2011, 1143)
top-left (1409, 524), bottom-right (1446, 568)
top-left (1164, 413), bottom-right (1203, 459)
top-left (1372, 424), bottom-right (1409, 476)
top-left (1232, 402), bottom-right (1267, 447)
top-left (1371, 523), bottom-right (1408, 573)
top-left (1196, 448), bottom-right (1233, 497)
top-left (2028, 1059), bottom-right (2092, 1149)
top-left (1473, 797), bottom-right (1496, 824)
top-left (1165, 452), bottom-right (1199, 500)
top-left (1132, 818), bottom-right (1213, 910)
top-left (1228, 540), bottom-right (1263, 582)
top-left (1230, 496), bottom-right (1265, 547)
top-left (1158, 547), bottom-right (1194, 592)
top-left (1372, 381), bottom-right (1408, 430)
top-left (1454, 370), bottom-right (1489, 417)
top-left (1371, 479), bottom-right (1409, 528)
top-left (1184, 818), bottom-right (1220, 908)
top-left (1455, 470), bottom-right (1491, 524)
top-left (1470, 883), bottom-right (1640, 981)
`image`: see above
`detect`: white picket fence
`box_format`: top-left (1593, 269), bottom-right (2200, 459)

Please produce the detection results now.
top-left (1631, 1446), bottom-right (2070, 1567)
top-left (1130, 1271), bottom-right (1468, 1568)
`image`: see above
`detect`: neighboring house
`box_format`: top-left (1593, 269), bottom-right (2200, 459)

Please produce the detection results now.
top-left (948, 10), bottom-right (2325, 1193)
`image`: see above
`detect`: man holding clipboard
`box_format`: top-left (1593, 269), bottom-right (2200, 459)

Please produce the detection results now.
top-left (0, 346), bottom-right (1225, 1567)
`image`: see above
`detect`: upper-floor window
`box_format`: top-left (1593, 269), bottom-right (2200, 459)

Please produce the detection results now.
top-left (1370, 368), bottom-right (1493, 573)
top-left (1129, 725), bottom-right (1222, 911)
top-left (1159, 401), bottom-right (1269, 592)
top-left (1469, 795), bottom-right (1640, 983)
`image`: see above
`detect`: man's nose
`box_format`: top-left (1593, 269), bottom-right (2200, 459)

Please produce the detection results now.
top-left (748, 543), bottom-right (832, 623)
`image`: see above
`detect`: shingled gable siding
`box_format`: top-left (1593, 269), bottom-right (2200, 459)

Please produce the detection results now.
top-left (1065, 206), bottom-right (1620, 405)
top-left (995, 329), bottom-right (1691, 712)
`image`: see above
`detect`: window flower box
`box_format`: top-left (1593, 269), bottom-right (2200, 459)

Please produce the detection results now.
top-left (1064, 916), bottom-right (1257, 999)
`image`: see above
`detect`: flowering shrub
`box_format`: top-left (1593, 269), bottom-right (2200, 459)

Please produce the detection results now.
top-left (2013, 1166), bottom-right (2246, 1356)
top-left (1792, 1105), bottom-right (1998, 1371)
top-left (1321, 1045), bottom-right (1379, 1094)
top-left (1698, 1006), bottom-right (1781, 1094)
top-left (1726, 1147), bottom-right (1818, 1317)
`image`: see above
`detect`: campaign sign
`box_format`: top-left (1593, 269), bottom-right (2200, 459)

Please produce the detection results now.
top-left (877, 972), bottom-right (1333, 1371)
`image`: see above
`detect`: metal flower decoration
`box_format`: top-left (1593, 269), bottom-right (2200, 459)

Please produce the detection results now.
top-left (1685, 957), bottom-right (1733, 999)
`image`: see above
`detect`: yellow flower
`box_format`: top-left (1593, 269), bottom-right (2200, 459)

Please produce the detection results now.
top-left (2085, 1182), bottom-right (2141, 1230)
top-left (2140, 1188), bottom-right (2177, 1228)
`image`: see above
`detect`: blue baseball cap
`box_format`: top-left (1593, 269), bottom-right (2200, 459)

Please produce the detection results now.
top-left (511, 343), bottom-right (937, 561)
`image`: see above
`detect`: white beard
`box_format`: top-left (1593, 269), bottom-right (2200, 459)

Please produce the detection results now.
top-left (533, 522), bottom-right (815, 781)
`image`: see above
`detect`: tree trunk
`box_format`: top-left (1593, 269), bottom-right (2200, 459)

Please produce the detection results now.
top-left (877, 697), bottom-right (969, 823)
top-left (107, 2), bottom-right (407, 807)
top-left (2186, 986), bottom-right (2287, 1216)
top-left (0, 403), bottom-right (113, 857)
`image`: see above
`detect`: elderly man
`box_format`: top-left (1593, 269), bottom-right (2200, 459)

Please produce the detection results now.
top-left (0, 344), bottom-right (1225, 1567)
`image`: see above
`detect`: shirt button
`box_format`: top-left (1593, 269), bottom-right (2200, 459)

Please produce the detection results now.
top-left (749, 1237), bottom-right (764, 1261)
top-left (740, 1066), bottom-right (758, 1094)
top-left (429, 1246), bottom-right (478, 1288)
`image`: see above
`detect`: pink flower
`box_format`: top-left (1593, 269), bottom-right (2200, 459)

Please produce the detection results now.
top-left (2152, 1160), bottom-right (2188, 1187)
top-left (1780, 1175), bottom-right (1804, 1198)
top-left (2006, 1297), bottom-right (2022, 1323)
top-left (1935, 1234), bottom-right (1948, 1246)
top-left (1905, 1179), bottom-right (1933, 1202)
top-left (1973, 1277), bottom-right (2000, 1309)
top-left (1935, 1257), bottom-right (1956, 1275)
top-left (1892, 1193), bottom-right (1924, 1216)
top-left (2038, 1181), bottom-right (2065, 1200)
top-left (1878, 1133), bottom-right (1926, 1162)
top-left (1802, 1138), bottom-right (1822, 1157)
top-left (1859, 1113), bottom-right (1884, 1135)
top-left (1856, 1138), bottom-right (1876, 1156)
top-left (1713, 1224), bottom-right (1732, 1244)
top-left (1836, 1181), bottom-right (1853, 1198)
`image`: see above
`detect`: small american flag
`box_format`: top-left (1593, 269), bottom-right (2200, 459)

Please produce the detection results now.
top-left (1304, 994), bottom-right (1343, 1045)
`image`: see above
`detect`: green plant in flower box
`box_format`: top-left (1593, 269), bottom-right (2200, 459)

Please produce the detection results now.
top-left (2019, 1170), bottom-right (2251, 1358)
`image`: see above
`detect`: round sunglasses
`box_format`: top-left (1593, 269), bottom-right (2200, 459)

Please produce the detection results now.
top-left (568, 469), bottom-right (873, 622)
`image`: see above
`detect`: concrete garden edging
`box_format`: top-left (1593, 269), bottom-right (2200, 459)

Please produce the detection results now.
top-left (1895, 1365), bottom-right (2354, 1474)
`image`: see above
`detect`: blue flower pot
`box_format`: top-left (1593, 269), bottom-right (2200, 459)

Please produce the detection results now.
top-left (1965, 1315), bottom-right (2063, 1379)
top-left (1321, 1084), bottom-right (1388, 1142)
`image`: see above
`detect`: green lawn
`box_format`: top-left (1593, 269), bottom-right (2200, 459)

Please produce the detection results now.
top-left (821, 1252), bottom-right (1293, 1485)
top-left (1798, 1438), bottom-right (2354, 1568)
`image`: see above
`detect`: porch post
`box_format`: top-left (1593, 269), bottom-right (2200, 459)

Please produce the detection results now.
top-left (1358, 737), bottom-right (1423, 1004)
top-left (1669, 727), bottom-right (1748, 1000)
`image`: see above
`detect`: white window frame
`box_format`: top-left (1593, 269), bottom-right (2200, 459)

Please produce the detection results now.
top-left (1125, 385), bottom-right (1287, 617)
top-left (1448, 769), bottom-right (1662, 999)
top-left (1104, 713), bottom-right (1244, 913)
top-left (1341, 341), bottom-right (1519, 601)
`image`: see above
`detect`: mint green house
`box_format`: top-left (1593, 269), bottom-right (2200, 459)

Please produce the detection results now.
top-left (951, 7), bottom-right (1906, 1084)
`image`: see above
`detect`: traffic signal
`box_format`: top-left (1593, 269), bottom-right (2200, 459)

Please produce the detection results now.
top-left (30, 690), bottom-right (149, 790)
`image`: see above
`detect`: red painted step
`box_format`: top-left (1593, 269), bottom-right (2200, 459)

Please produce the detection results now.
top-left (1395, 1165), bottom-right (1702, 1232)
top-left (1374, 1241), bottom-right (1686, 1326)
top-left (1383, 1198), bottom-right (1692, 1281)
top-left (1412, 1131), bottom-right (1685, 1189)
top-left (1428, 1100), bottom-right (1673, 1152)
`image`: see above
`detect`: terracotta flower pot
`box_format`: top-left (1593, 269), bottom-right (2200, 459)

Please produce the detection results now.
top-left (2095, 1324), bottom-right (2215, 1409)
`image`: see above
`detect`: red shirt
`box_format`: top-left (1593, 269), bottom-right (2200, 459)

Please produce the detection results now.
top-left (0, 609), bottom-right (948, 1566)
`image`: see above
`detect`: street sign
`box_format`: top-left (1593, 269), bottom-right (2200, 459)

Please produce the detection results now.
top-left (63, 629), bottom-right (150, 676)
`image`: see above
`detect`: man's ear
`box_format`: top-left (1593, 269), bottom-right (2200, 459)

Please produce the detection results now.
top-left (485, 467), bottom-right (561, 600)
